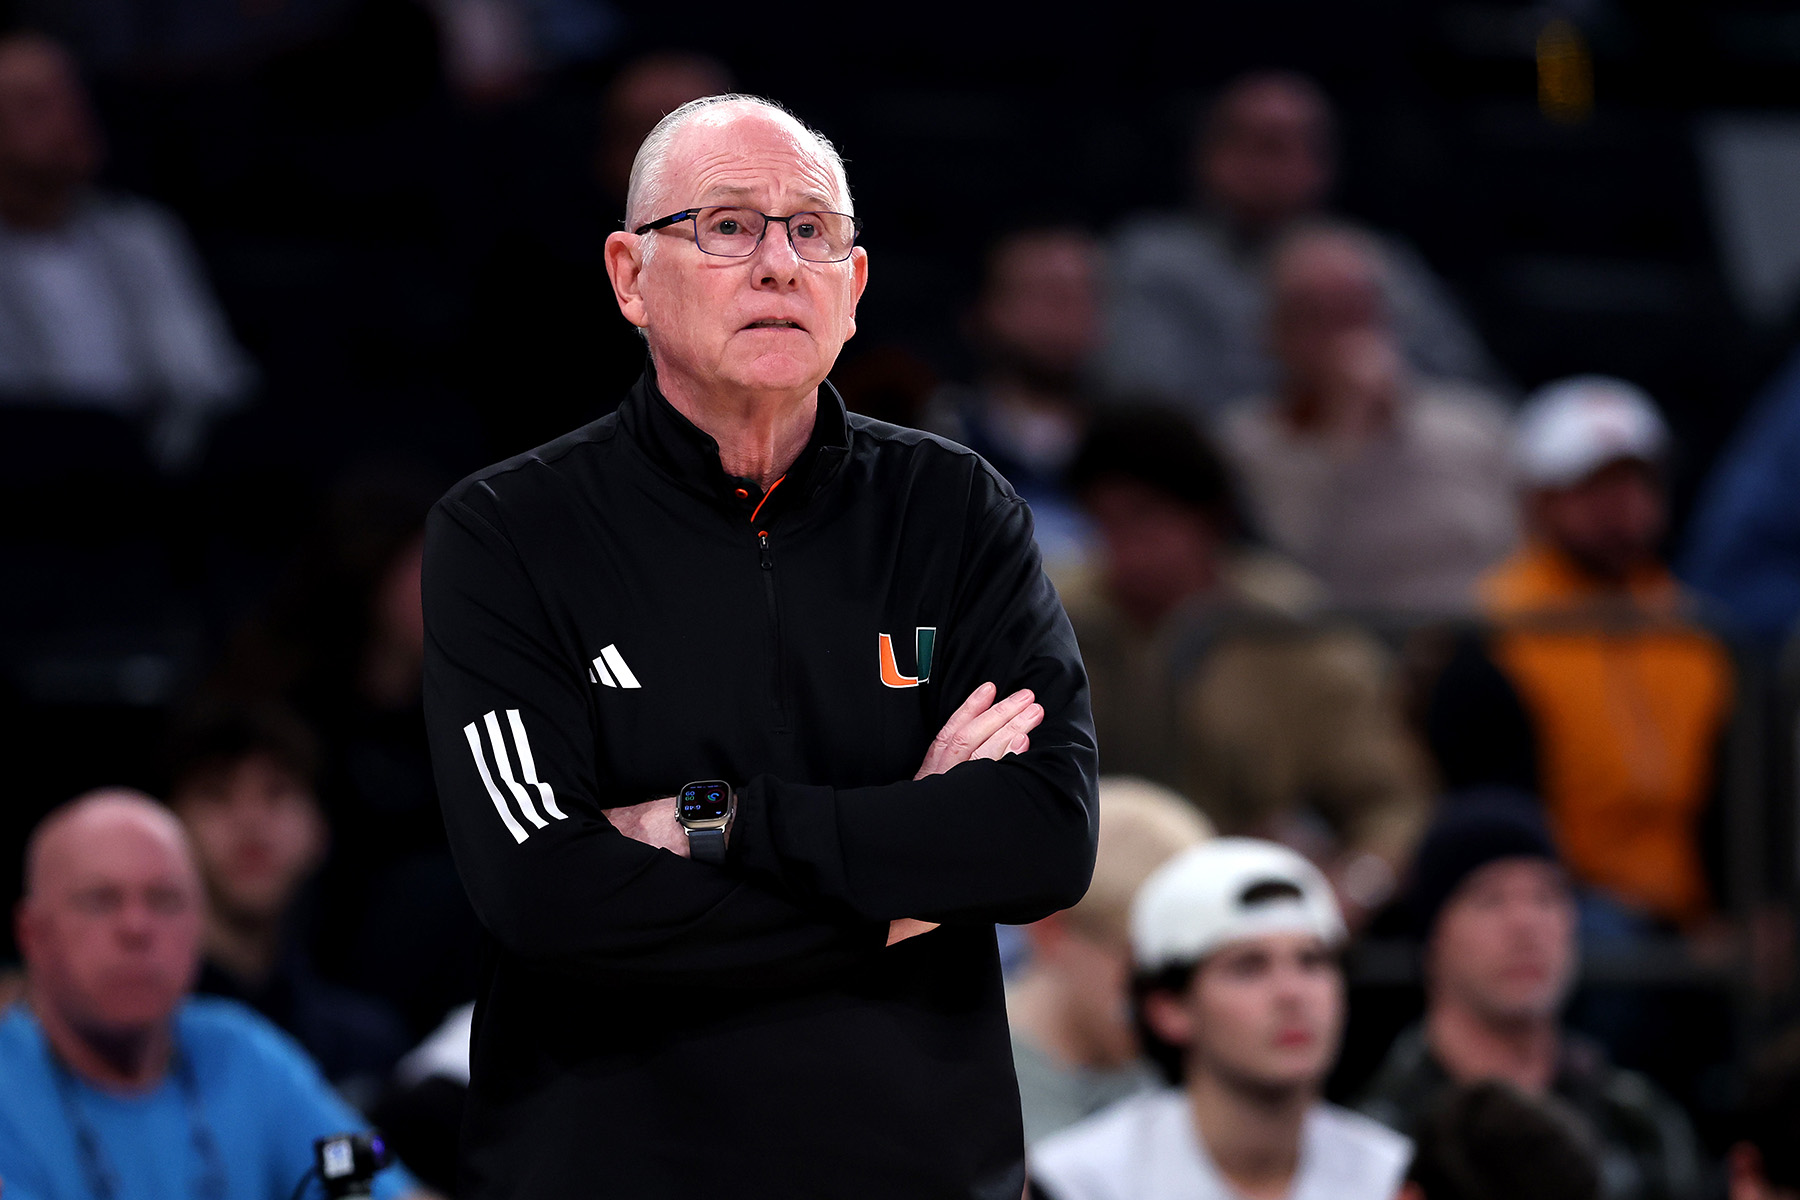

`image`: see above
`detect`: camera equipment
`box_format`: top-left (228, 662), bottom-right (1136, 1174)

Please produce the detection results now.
top-left (316, 1132), bottom-right (392, 1198)
top-left (286, 1131), bottom-right (394, 1200)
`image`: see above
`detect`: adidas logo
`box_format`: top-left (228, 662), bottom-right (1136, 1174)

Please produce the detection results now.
top-left (588, 644), bottom-right (641, 689)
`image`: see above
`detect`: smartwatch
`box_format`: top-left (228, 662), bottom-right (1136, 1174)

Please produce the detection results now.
top-left (677, 780), bottom-right (735, 863)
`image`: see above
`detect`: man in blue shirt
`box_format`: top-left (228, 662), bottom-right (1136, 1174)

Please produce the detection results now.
top-left (0, 788), bottom-right (428, 1200)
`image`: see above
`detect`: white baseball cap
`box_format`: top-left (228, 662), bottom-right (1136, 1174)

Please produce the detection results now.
top-left (1129, 837), bottom-right (1346, 971)
top-left (1515, 375), bottom-right (1670, 489)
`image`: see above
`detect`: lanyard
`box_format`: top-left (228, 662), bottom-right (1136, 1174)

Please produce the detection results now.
top-left (44, 1029), bottom-right (229, 1200)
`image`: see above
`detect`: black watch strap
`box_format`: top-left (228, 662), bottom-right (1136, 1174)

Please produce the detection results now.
top-left (687, 826), bottom-right (727, 863)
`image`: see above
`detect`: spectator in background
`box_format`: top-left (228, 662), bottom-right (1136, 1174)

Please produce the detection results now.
top-left (1009, 777), bottom-right (1213, 1145)
top-left (1358, 794), bottom-right (1704, 1200)
top-left (1030, 838), bottom-right (1410, 1200)
top-left (1731, 1027), bottom-right (1800, 1200)
top-left (0, 789), bottom-right (428, 1199)
top-left (1402, 1080), bottom-right (1602, 1200)
top-left (212, 475), bottom-right (475, 1037)
top-left (1100, 70), bottom-right (1496, 416)
top-left (467, 51), bottom-right (732, 457)
top-left (1217, 224), bottom-right (1516, 612)
top-left (925, 226), bottom-right (1104, 567)
top-left (1063, 408), bottom-right (1431, 928)
top-left (1682, 346), bottom-right (1800, 642)
top-left (1432, 377), bottom-right (1734, 933)
top-left (423, 0), bottom-right (623, 104)
top-left (166, 702), bottom-right (410, 1101)
top-left (16, 0), bottom-right (365, 75)
top-left (595, 52), bottom-right (737, 210)
top-left (0, 33), bottom-right (253, 470)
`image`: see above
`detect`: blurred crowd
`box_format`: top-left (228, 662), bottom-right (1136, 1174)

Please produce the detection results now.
top-left (7, 1), bottom-right (1800, 1196)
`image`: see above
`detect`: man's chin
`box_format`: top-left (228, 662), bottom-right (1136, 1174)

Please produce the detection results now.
top-left (1215, 1053), bottom-right (1328, 1097)
top-left (728, 360), bottom-right (831, 400)
top-left (85, 981), bottom-right (185, 1030)
top-left (70, 1006), bottom-right (174, 1054)
top-left (1475, 992), bottom-right (1561, 1026)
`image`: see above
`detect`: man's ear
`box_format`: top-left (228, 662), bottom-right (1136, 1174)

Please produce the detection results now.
top-left (604, 231), bottom-right (650, 329)
top-left (1141, 988), bottom-right (1192, 1049)
top-left (844, 246), bottom-right (869, 342)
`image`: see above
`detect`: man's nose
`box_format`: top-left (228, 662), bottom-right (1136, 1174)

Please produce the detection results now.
top-left (115, 903), bottom-right (155, 943)
top-left (1268, 967), bottom-right (1305, 1003)
top-left (752, 218), bottom-right (802, 285)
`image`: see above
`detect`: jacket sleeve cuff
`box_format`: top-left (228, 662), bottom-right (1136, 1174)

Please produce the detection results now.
top-left (728, 775), bottom-right (854, 909)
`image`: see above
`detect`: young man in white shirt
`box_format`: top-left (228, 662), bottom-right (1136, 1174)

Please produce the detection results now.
top-left (1029, 838), bottom-right (1410, 1200)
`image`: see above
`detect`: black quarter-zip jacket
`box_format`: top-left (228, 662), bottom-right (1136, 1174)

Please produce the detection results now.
top-left (421, 370), bottom-right (1099, 1200)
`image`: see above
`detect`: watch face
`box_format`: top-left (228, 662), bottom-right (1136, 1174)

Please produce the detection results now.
top-left (680, 782), bottom-right (731, 822)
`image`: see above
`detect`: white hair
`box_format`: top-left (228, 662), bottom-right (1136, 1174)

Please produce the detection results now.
top-left (623, 94), bottom-right (853, 235)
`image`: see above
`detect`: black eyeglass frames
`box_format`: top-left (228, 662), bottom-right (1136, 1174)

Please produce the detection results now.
top-left (633, 205), bottom-right (862, 263)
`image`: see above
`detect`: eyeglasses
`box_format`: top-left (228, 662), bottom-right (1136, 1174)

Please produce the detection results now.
top-left (633, 205), bottom-right (862, 263)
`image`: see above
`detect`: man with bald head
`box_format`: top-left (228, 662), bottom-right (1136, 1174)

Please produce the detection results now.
top-left (423, 95), bottom-right (1098, 1197)
top-left (1101, 70), bottom-right (1496, 416)
top-left (0, 34), bottom-right (251, 467)
top-left (0, 790), bottom-right (426, 1199)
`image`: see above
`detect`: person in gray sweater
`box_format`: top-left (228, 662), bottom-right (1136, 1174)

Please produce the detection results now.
top-left (1100, 71), bottom-right (1498, 418)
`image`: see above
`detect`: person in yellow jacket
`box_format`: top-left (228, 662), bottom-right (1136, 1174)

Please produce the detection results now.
top-left (1466, 377), bottom-right (1733, 929)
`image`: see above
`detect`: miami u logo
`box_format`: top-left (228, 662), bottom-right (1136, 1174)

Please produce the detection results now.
top-left (879, 627), bottom-right (936, 688)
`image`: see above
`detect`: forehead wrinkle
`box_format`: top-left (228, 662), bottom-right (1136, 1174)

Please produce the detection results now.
top-left (698, 184), bottom-right (839, 213)
top-left (684, 152), bottom-right (841, 208)
top-left (668, 119), bottom-right (847, 213)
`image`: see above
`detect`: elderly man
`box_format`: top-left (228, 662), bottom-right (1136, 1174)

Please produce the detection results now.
top-left (0, 789), bottom-right (425, 1199)
top-left (422, 94), bottom-right (1098, 1198)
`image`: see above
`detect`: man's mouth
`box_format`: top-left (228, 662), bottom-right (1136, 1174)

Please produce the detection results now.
top-left (743, 319), bottom-right (803, 331)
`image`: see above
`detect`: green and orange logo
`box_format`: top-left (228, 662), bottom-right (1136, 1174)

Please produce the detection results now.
top-left (879, 627), bottom-right (936, 688)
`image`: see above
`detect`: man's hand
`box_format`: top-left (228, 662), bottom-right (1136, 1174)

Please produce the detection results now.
top-left (914, 682), bottom-right (1043, 780)
top-left (604, 796), bottom-right (688, 857)
top-left (607, 796), bottom-right (937, 948)
top-left (606, 683), bottom-right (1039, 941)
top-left (886, 919), bottom-right (938, 946)
top-left (887, 683), bottom-right (1044, 946)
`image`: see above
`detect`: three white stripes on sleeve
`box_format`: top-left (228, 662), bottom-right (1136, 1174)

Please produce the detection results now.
top-left (463, 709), bottom-right (568, 844)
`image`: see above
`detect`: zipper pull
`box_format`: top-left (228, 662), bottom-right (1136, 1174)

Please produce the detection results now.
top-left (758, 530), bottom-right (772, 569)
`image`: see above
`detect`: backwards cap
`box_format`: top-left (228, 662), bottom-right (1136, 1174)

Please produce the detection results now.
top-left (1130, 837), bottom-right (1345, 971)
